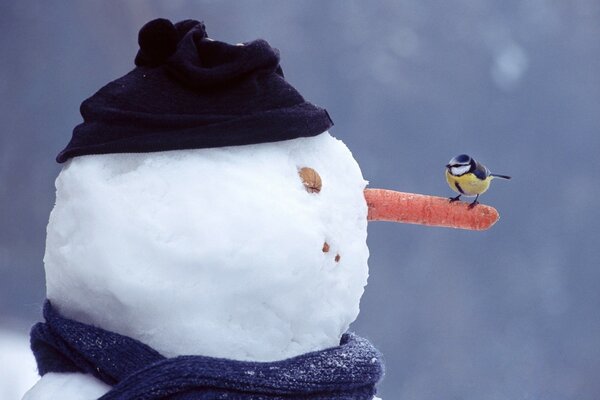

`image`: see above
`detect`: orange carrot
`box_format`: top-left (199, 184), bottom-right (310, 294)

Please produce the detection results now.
top-left (364, 188), bottom-right (499, 231)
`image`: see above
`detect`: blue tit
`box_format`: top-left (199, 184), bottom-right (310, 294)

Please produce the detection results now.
top-left (445, 154), bottom-right (511, 208)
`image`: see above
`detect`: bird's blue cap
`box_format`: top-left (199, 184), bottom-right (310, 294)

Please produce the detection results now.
top-left (454, 154), bottom-right (471, 163)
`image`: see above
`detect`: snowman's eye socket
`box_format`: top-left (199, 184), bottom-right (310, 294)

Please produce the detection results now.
top-left (298, 167), bottom-right (322, 194)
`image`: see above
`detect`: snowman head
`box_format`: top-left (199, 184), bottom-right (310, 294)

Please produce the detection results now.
top-left (46, 132), bottom-right (368, 361)
top-left (45, 19), bottom-right (368, 361)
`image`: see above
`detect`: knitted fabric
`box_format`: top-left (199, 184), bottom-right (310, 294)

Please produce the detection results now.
top-left (56, 18), bottom-right (333, 163)
top-left (30, 301), bottom-right (384, 399)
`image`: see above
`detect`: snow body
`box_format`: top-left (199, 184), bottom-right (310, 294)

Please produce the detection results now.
top-left (0, 328), bottom-right (38, 400)
top-left (24, 132), bottom-right (372, 398)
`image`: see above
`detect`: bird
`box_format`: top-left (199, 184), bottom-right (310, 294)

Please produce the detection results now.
top-left (445, 154), bottom-right (511, 208)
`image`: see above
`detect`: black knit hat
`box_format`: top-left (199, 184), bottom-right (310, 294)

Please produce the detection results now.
top-left (56, 18), bottom-right (333, 163)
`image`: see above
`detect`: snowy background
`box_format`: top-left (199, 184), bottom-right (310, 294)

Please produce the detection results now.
top-left (2, 1), bottom-right (600, 398)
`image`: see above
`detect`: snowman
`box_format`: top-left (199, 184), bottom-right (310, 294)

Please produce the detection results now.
top-left (23, 18), bottom-right (497, 400)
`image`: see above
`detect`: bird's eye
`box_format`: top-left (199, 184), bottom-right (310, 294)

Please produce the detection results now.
top-left (298, 167), bottom-right (322, 193)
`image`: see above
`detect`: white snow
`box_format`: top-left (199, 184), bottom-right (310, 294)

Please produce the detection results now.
top-left (0, 328), bottom-right (38, 400)
top-left (22, 373), bottom-right (110, 400)
top-left (43, 132), bottom-right (370, 363)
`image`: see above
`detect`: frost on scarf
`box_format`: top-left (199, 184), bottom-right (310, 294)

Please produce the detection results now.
top-left (31, 301), bottom-right (384, 400)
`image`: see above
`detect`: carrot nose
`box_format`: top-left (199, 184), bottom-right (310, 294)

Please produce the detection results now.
top-left (364, 188), bottom-right (499, 231)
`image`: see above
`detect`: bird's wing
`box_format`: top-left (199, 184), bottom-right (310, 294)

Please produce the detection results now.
top-left (472, 161), bottom-right (489, 180)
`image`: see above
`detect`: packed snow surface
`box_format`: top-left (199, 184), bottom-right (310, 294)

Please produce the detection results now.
top-left (22, 372), bottom-right (110, 400)
top-left (44, 132), bottom-right (369, 362)
top-left (0, 328), bottom-right (38, 400)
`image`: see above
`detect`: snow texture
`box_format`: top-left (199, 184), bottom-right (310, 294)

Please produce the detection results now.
top-left (0, 329), bottom-right (38, 400)
top-left (43, 132), bottom-right (370, 364)
top-left (22, 372), bottom-right (110, 400)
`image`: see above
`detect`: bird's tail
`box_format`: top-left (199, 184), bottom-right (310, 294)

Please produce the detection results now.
top-left (491, 174), bottom-right (511, 180)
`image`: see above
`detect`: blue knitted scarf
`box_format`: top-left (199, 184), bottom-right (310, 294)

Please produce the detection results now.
top-left (30, 301), bottom-right (384, 399)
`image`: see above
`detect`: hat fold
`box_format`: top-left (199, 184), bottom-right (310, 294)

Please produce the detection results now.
top-left (57, 18), bottom-right (333, 163)
top-left (167, 31), bottom-right (280, 89)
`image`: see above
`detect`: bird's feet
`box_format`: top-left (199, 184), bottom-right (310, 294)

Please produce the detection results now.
top-left (468, 200), bottom-right (479, 209)
top-left (449, 195), bottom-right (461, 203)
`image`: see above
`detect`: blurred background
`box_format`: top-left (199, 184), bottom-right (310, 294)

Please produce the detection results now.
top-left (1, 1), bottom-right (600, 398)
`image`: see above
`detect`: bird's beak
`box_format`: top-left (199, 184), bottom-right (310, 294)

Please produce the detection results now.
top-left (445, 164), bottom-right (451, 169)
top-left (364, 188), bottom-right (499, 230)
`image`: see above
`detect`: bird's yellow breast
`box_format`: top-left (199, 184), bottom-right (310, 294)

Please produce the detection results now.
top-left (445, 170), bottom-right (491, 196)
